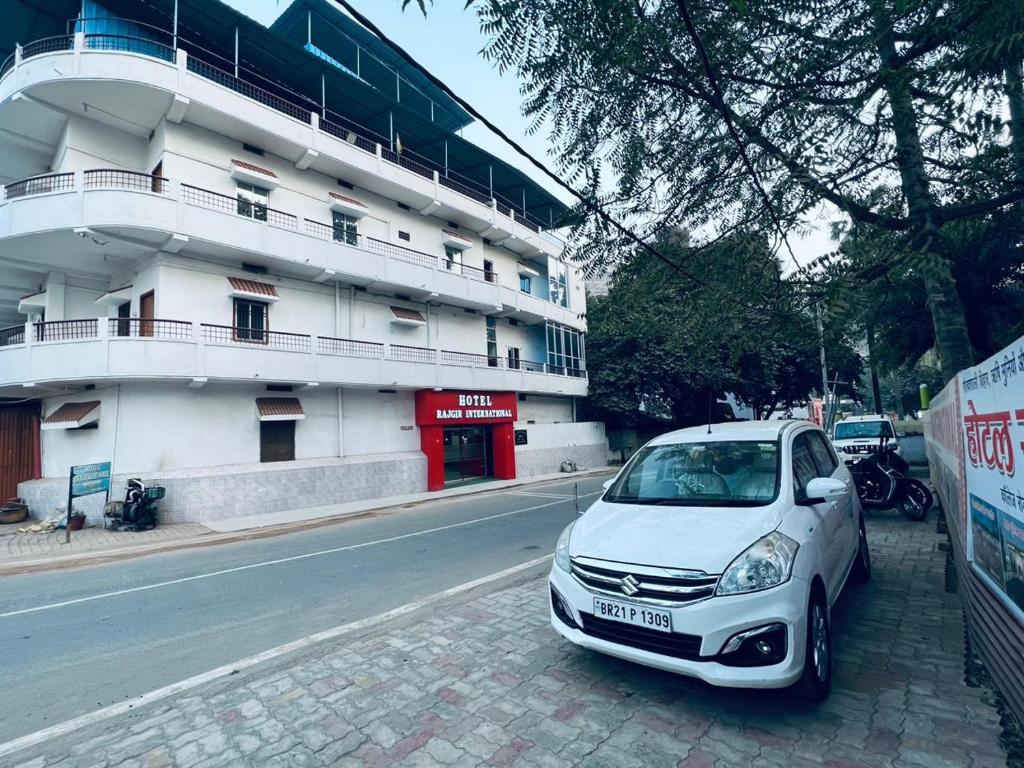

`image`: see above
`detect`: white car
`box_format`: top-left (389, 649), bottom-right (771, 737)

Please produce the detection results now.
top-left (549, 421), bottom-right (869, 702)
top-left (831, 414), bottom-right (900, 466)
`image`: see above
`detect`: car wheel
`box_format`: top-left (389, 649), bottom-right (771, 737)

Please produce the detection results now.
top-left (851, 517), bottom-right (871, 583)
top-left (794, 588), bottom-right (832, 702)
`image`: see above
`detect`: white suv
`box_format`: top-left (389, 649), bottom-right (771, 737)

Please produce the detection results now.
top-left (831, 415), bottom-right (900, 466)
top-left (549, 421), bottom-right (868, 702)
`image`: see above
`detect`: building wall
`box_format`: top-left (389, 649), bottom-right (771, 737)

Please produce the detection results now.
top-left (514, 422), bottom-right (607, 477)
top-left (516, 395), bottom-right (573, 424)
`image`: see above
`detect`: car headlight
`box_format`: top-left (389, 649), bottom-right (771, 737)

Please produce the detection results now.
top-left (716, 532), bottom-right (799, 596)
top-left (554, 522), bottom-right (575, 572)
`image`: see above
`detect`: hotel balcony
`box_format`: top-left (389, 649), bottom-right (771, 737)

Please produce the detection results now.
top-left (0, 169), bottom-right (584, 330)
top-left (0, 318), bottom-right (587, 398)
top-left (0, 30), bottom-right (566, 262)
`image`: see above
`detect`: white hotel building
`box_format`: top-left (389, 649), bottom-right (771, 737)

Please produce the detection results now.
top-left (0, 0), bottom-right (603, 525)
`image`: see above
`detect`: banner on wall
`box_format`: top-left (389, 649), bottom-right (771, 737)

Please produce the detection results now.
top-left (958, 335), bottom-right (1024, 618)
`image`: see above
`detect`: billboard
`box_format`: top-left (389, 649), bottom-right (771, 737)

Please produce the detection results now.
top-left (958, 337), bottom-right (1024, 618)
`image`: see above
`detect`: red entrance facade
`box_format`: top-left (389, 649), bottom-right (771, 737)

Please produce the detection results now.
top-left (415, 390), bottom-right (518, 491)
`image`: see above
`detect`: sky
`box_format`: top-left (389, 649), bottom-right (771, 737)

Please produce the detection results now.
top-left (222, 0), bottom-right (837, 271)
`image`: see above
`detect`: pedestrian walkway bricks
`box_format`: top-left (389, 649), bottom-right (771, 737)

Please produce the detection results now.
top-left (0, 523), bottom-right (212, 567)
top-left (9, 510), bottom-right (1010, 767)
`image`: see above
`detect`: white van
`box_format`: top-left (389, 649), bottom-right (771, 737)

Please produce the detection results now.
top-left (830, 414), bottom-right (900, 465)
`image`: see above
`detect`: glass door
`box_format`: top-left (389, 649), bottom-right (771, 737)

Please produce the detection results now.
top-left (443, 426), bottom-right (492, 485)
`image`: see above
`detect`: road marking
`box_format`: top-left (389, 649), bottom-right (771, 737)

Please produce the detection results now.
top-left (507, 491), bottom-right (573, 500)
top-left (0, 555), bottom-right (554, 760)
top-left (0, 492), bottom-right (600, 619)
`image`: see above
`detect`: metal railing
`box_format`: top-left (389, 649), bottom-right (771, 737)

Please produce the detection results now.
top-left (514, 359), bottom-right (547, 373)
top-left (305, 218), bottom-right (361, 246)
top-left (21, 35), bottom-right (74, 60)
top-left (439, 174), bottom-right (492, 206)
top-left (107, 318), bottom-right (191, 339)
top-left (84, 169), bottom-right (167, 193)
top-left (317, 336), bottom-right (384, 358)
top-left (389, 344), bottom-right (437, 363)
top-left (0, 325), bottom-right (26, 347)
top-left (200, 323), bottom-right (311, 351)
top-left (84, 33), bottom-right (174, 62)
top-left (320, 116), bottom-right (378, 155)
top-left (441, 350), bottom-right (501, 368)
top-left (186, 57), bottom-right (313, 124)
top-left (366, 237), bottom-right (437, 269)
top-left (181, 184), bottom-right (296, 229)
top-left (5, 172), bottom-right (74, 199)
top-left (34, 319), bottom-right (98, 342)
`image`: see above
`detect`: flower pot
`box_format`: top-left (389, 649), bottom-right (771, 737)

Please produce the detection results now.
top-left (69, 516), bottom-right (86, 531)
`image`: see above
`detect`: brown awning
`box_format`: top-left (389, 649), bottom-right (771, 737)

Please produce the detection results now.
top-left (41, 401), bottom-right (100, 430)
top-left (256, 398), bottom-right (304, 421)
top-left (228, 277), bottom-right (279, 300)
top-left (390, 306), bottom-right (426, 323)
top-left (231, 159), bottom-right (278, 178)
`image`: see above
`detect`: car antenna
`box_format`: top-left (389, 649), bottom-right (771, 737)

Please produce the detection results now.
top-left (706, 390), bottom-right (713, 434)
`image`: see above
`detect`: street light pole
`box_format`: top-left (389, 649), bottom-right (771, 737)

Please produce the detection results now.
top-left (816, 304), bottom-right (829, 426)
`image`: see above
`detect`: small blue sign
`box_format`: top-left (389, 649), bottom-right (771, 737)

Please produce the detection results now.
top-left (70, 461), bottom-right (111, 498)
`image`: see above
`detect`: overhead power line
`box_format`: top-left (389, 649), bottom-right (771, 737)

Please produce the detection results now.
top-left (327, 0), bottom-right (774, 312)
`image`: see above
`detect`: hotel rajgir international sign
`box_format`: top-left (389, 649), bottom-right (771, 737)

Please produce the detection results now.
top-left (958, 335), bottom-right (1024, 619)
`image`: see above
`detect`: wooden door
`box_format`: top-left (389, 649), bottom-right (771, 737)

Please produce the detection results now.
top-left (139, 290), bottom-right (154, 337)
top-left (0, 404), bottom-right (40, 501)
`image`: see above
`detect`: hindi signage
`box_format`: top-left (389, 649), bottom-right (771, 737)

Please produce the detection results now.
top-left (958, 336), bottom-right (1024, 618)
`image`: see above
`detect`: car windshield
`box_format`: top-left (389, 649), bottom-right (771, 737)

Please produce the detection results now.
top-left (605, 439), bottom-right (780, 507)
top-left (834, 421), bottom-right (894, 440)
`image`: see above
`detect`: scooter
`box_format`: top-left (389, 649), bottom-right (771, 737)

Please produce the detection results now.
top-left (104, 478), bottom-right (164, 531)
top-left (848, 437), bottom-right (932, 521)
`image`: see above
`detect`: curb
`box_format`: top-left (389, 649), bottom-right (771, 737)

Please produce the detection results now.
top-left (0, 469), bottom-right (613, 577)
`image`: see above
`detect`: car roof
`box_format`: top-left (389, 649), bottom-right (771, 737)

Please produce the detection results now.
top-left (646, 420), bottom-right (811, 446)
top-left (838, 414), bottom-right (892, 423)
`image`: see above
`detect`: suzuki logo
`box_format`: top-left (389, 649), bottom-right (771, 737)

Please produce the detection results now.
top-left (620, 574), bottom-right (640, 596)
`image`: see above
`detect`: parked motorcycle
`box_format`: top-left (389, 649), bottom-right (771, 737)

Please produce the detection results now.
top-left (847, 437), bottom-right (932, 521)
top-left (104, 478), bottom-right (164, 531)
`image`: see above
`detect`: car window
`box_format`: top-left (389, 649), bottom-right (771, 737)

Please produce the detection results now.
top-left (806, 431), bottom-right (838, 476)
top-left (791, 433), bottom-right (818, 500)
top-left (606, 439), bottom-right (780, 507)
top-left (833, 420), bottom-right (894, 440)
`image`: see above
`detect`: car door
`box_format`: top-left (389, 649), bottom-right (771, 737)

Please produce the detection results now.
top-left (792, 431), bottom-right (845, 599)
top-left (807, 429), bottom-right (858, 584)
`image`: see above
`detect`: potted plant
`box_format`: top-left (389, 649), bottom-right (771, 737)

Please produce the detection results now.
top-left (69, 509), bottom-right (87, 531)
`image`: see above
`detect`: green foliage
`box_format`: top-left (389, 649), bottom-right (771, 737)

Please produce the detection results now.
top-left (582, 231), bottom-right (862, 427)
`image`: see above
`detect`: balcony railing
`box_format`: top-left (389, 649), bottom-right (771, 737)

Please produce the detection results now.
top-left (85, 168), bottom-right (168, 193)
top-left (34, 319), bottom-right (98, 342)
top-left (107, 318), bottom-right (191, 339)
top-left (0, 27), bottom-right (556, 235)
top-left (5, 172), bottom-right (75, 199)
top-left (201, 323), bottom-right (311, 351)
top-left (366, 237), bottom-right (438, 270)
top-left (2, 317), bottom-right (587, 380)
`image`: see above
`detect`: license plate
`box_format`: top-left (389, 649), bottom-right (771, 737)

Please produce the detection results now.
top-left (593, 597), bottom-right (672, 633)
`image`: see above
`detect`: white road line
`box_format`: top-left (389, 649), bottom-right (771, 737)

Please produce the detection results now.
top-left (0, 492), bottom-right (600, 619)
top-left (0, 554), bottom-right (554, 760)
top-left (507, 492), bottom-right (573, 500)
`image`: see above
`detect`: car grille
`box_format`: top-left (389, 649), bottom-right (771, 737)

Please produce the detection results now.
top-left (579, 613), bottom-right (703, 661)
top-left (570, 557), bottom-right (718, 606)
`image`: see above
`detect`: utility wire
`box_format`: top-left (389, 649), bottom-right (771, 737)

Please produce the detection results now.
top-left (328, 0), bottom-right (773, 313)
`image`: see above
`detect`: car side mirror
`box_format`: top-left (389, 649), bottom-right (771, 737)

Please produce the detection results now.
top-left (601, 478), bottom-right (614, 491)
top-left (803, 477), bottom-right (847, 505)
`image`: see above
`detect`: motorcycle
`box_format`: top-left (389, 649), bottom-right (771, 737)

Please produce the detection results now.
top-left (104, 478), bottom-right (164, 531)
top-left (847, 437), bottom-right (932, 521)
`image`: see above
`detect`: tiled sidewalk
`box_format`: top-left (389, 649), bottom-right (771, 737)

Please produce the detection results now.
top-left (9, 510), bottom-right (1009, 767)
top-left (0, 523), bottom-right (212, 567)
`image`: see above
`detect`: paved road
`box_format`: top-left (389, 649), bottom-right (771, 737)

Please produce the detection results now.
top-left (0, 474), bottom-right (609, 744)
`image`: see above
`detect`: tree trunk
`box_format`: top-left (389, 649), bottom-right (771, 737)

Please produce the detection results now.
top-left (873, 6), bottom-right (975, 382)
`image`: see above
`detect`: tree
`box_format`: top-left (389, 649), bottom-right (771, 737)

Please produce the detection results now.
top-left (581, 231), bottom-right (861, 427)
top-left (465, 0), bottom-right (1024, 380)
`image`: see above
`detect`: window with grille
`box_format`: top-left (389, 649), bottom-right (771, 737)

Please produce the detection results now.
top-left (234, 298), bottom-right (267, 342)
top-left (486, 316), bottom-right (498, 367)
top-left (332, 211), bottom-right (358, 245)
top-left (236, 182), bottom-right (269, 221)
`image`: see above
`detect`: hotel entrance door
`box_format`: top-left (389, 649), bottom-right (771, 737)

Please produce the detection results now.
top-left (442, 426), bottom-right (493, 485)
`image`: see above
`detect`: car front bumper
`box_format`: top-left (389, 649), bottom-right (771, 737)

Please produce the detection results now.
top-left (548, 564), bottom-right (809, 689)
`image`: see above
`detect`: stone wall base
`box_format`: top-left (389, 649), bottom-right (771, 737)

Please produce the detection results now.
top-left (515, 443), bottom-right (608, 478)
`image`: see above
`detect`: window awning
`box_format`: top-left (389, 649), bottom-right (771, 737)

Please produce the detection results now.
top-left (41, 401), bottom-right (101, 430)
top-left (442, 229), bottom-right (473, 251)
top-left (390, 306), bottom-right (426, 326)
top-left (95, 285), bottom-right (133, 307)
top-left (230, 159), bottom-right (280, 189)
top-left (18, 290), bottom-right (46, 314)
top-left (256, 397), bottom-right (305, 421)
top-left (329, 191), bottom-right (369, 218)
top-left (516, 263), bottom-right (540, 277)
top-left (228, 277), bottom-right (280, 302)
